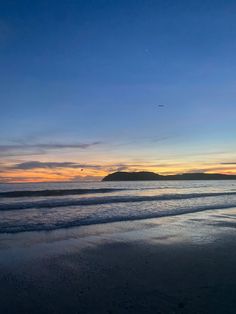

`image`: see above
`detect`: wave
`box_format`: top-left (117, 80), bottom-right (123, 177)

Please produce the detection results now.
top-left (0, 188), bottom-right (123, 198)
top-left (1, 202), bottom-right (236, 234)
top-left (1, 191), bottom-right (236, 211)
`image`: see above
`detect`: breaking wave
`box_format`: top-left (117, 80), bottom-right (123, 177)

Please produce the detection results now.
top-left (1, 191), bottom-right (236, 211)
top-left (1, 202), bottom-right (236, 233)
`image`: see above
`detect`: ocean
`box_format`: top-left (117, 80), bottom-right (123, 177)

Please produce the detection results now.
top-left (0, 180), bottom-right (236, 233)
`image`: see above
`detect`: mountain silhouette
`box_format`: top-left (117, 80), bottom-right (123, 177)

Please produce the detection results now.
top-left (102, 171), bottom-right (236, 181)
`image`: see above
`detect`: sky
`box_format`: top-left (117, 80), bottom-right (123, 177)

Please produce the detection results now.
top-left (0, 0), bottom-right (236, 182)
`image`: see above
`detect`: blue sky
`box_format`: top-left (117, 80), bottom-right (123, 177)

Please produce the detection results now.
top-left (0, 0), bottom-right (236, 181)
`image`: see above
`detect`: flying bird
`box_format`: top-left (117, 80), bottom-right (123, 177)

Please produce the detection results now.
top-left (153, 104), bottom-right (166, 109)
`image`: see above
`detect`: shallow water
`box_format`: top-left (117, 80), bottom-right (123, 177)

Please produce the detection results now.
top-left (0, 180), bottom-right (236, 233)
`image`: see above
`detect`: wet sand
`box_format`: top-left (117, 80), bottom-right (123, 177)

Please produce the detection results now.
top-left (0, 207), bottom-right (236, 313)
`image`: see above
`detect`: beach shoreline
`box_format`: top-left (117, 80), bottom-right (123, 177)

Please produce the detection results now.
top-left (1, 207), bottom-right (236, 313)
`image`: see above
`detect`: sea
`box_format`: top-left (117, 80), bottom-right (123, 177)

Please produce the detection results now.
top-left (0, 180), bottom-right (236, 233)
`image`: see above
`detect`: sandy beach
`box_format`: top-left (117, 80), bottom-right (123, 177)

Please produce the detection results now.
top-left (1, 207), bottom-right (236, 314)
top-left (2, 0), bottom-right (236, 312)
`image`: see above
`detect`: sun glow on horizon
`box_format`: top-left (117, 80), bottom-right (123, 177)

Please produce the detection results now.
top-left (1, 160), bottom-right (235, 183)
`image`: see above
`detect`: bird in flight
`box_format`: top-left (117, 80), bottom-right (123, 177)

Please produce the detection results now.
top-left (153, 104), bottom-right (166, 108)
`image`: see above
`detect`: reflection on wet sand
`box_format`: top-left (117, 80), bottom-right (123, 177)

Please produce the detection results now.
top-left (0, 207), bottom-right (236, 313)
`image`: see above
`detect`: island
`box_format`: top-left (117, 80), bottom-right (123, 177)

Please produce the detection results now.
top-left (102, 171), bottom-right (236, 181)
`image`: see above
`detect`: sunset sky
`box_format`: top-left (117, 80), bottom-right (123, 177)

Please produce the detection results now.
top-left (1, 0), bottom-right (236, 182)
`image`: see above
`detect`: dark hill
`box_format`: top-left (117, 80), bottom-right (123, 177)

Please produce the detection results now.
top-left (102, 171), bottom-right (236, 181)
top-left (103, 171), bottom-right (162, 181)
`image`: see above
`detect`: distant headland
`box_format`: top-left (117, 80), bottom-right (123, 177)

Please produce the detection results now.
top-left (102, 171), bottom-right (236, 181)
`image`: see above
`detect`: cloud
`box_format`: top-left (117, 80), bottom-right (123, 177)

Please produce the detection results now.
top-left (2, 158), bottom-right (236, 183)
top-left (11, 161), bottom-right (103, 170)
top-left (10, 160), bottom-right (183, 171)
top-left (115, 165), bottom-right (130, 171)
top-left (0, 175), bottom-right (33, 183)
top-left (71, 175), bottom-right (102, 182)
top-left (220, 162), bottom-right (236, 165)
top-left (186, 166), bottom-right (236, 173)
top-left (0, 142), bottom-right (102, 156)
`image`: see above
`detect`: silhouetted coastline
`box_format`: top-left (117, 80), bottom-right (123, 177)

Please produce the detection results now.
top-left (103, 171), bottom-right (236, 181)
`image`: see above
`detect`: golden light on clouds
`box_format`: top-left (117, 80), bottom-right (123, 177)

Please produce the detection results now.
top-left (0, 159), bottom-right (235, 183)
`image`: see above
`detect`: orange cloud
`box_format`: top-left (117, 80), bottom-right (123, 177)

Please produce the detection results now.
top-left (0, 159), bottom-right (235, 183)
